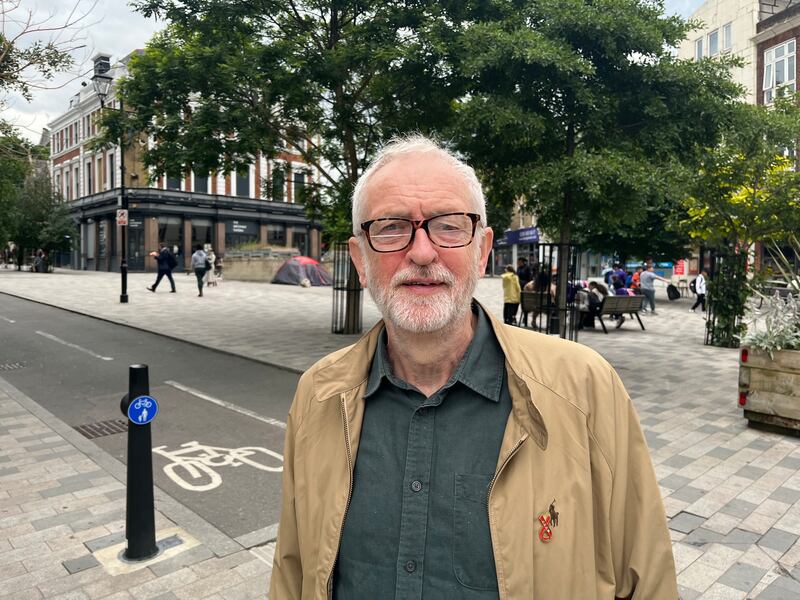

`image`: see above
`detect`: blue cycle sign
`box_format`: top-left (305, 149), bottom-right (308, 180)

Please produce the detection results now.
top-left (128, 395), bottom-right (158, 425)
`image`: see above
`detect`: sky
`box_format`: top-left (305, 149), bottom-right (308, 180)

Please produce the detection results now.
top-left (6, 0), bottom-right (705, 144)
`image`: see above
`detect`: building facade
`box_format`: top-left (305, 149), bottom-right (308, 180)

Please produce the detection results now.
top-left (48, 52), bottom-right (321, 272)
top-left (676, 0), bottom-right (767, 102)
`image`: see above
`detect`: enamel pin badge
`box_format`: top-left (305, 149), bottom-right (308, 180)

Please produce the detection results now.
top-left (538, 499), bottom-right (559, 542)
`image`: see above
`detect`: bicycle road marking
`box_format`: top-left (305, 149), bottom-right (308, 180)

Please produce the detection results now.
top-left (152, 441), bottom-right (284, 492)
top-left (35, 331), bottom-right (114, 361)
top-left (0, 315), bottom-right (15, 323)
top-left (164, 380), bottom-right (287, 430)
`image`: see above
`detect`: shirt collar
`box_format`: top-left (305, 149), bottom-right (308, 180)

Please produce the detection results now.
top-left (364, 302), bottom-right (504, 402)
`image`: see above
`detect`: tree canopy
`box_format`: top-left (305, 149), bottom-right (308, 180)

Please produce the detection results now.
top-left (110, 0), bottom-right (462, 240)
top-left (112, 0), bottom-right (744, 255)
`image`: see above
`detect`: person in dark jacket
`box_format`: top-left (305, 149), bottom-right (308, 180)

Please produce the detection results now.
top-left (147, 243), bottom-right (177, 293)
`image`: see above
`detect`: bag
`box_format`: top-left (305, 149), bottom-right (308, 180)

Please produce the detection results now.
top-left (666, 284), bottom-right (680, 301)
top-left (166, 251), bottom-right (177, 270)
top-left (204, 258), bottom-right (212, 271)
top-left (689, 278), bottom-right (697, 294)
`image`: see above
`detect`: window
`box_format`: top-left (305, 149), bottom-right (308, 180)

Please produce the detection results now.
top-left (271, 167), bottom-right (285, 202)
top-left (695, 38), bottom-right (703, 60)
top-left (109, 153), bottom-right (115, 188)
top-left (236, 168), bottom-right (250, 197)
top-left (764, 39), bottom-right (796, 104)
top-left (86, 161), bottom-right (93, 195)
top-left (194, 173), bottom-right (208, 193)
top-left (267, 223), bottom-right (286, 245)
top-left (708, 30), bottom-right (719, 56)
top-left (166, 175), bottom-right (181, 190)
top-left (723, 23), bottom-right (732, 51)
top-left (293, 171), bottom-right (306, 203)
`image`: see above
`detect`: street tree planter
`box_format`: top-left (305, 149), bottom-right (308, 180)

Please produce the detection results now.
top-left (739, 346), bottom-right (800, 433)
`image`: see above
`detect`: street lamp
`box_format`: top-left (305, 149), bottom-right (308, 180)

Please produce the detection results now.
top-left (92, 69), bottom-right (128, 303)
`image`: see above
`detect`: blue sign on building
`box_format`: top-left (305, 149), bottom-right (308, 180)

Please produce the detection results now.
top-left (127, 395), bottom-right (158, 425)
top-left (499, 226), bottom-right (540, 246)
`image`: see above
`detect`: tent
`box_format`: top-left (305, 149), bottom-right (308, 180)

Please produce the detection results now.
top-left (272, 256), bottom-right (332, 286)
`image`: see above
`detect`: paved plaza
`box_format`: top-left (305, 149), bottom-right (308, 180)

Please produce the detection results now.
top-left (2, 268), bottom-right (800, 598)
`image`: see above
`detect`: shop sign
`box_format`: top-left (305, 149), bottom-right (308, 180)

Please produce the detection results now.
top-left (673, 259), bottom-right (686, 276)
top-left (226, 220), bottom-right (257, 235)
top-left (128, 217), bottom-right (143, 229)
top-left (504, 226), bottom-right (540, 245)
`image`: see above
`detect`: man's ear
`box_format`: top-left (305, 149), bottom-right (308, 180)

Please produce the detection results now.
top-left (478, 227), bottom-right (494, 275)
top-left (348, 236), bottom-right (368, 287)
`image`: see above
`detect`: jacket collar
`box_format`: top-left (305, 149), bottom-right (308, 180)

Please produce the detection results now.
top-left (312, 300), bottom-right (548, 448)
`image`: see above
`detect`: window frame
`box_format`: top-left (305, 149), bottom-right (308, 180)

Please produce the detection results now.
top-left (695, 37), bottom-right (704, 60)
top-left (708, 29), bottom-right (719, 56)
top-left (764, 39), bottom-right (797, 104)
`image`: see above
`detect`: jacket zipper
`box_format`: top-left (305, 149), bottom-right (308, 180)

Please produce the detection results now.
top-left (486, 435), bottom-right (527, 600)
top-left (326, 392), bottom-right (355, 599)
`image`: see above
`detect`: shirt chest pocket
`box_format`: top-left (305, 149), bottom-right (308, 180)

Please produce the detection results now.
top-left (453, 473), bottom-right (499, 592)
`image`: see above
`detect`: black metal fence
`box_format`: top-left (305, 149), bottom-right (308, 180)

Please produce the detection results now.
top-left (519, 243), bottom-right (582, 342)
top-left (331, 242), bottom-right (363, 334)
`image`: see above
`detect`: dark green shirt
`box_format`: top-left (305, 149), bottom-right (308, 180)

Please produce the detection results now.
top-left (333, 304), bottom-right (511, 599)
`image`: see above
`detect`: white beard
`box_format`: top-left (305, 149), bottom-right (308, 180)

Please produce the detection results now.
top-left (365, 258), bottom-right (480, 334)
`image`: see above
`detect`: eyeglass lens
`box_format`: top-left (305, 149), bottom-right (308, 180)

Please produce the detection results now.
top-left (368, 214), bottom-right (474, 251)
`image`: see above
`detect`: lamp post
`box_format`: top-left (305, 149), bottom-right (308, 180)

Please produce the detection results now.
top-left (92, 70), bottom-right (128, 303)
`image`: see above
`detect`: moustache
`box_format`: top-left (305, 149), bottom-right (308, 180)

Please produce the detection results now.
top-left (391, 264), bottom-right (456, 287)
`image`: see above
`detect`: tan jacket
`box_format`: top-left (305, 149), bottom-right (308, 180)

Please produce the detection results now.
top-left (270, 305), bottom-right (677, 599)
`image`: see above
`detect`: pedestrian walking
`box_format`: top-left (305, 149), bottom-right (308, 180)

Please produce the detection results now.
top-left (502, 265), bottom-right (521, 324)
top-left (191, 245), bottom-right (208, 297)
top-left (639, 265), bottom-right (670, 314)
top-left (204, 248), bottom-right (218, 287)
top-left (271, 134), bottom-right (677, 600)
top-left (147, 243), bottom-right (177, 293)
top-left (691, 270), bottom-right (708, 312)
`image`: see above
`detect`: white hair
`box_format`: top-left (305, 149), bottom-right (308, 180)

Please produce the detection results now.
top-left (351, 134), bottom-right (487, 236)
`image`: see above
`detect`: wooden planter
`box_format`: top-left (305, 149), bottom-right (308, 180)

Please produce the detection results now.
top-left (739, 347), bottom-right (800, 432)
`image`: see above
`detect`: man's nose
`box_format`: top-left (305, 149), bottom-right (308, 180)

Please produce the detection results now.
top-left (405, 227), bottom-right (437, 265)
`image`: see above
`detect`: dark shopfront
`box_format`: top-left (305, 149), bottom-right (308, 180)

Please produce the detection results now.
top-left (71, 188), bottom-right (320, 272)
top-left (492, 226), bottom-right (540, 276)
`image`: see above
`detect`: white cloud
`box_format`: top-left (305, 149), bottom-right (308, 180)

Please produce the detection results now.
top-left (4, 0), bottom-right (162, 142)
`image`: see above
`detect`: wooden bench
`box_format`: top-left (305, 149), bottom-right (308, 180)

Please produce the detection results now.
top-left (582, 295), bottom-right (645, 334)
top-left (521, 290), bottom-right (553, 314)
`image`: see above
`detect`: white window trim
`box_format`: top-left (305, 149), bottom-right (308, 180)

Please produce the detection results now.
top-left (764, 39), bottom-right (797, 104)
top-left (695, 37), bottom-right (704, 60)
top-left (708, 29), bottom-right (720, 57)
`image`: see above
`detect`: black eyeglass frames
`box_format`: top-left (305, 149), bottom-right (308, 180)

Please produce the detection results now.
top-left (360, 212), bottom-right (481, 253)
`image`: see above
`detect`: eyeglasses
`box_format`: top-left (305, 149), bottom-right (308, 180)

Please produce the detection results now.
top-left (360, 212), bottom-right (481, 253)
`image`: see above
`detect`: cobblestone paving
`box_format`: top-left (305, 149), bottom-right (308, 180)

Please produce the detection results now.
top-left (2, 268), bottom-right (800, 598)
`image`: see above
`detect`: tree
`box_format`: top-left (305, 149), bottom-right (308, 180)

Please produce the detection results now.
top-left (683, 97), bottom-right (800, 347)
top-left (446, 0), bottom-right (743, 334)
top-left (108, 0), bottom-right (460, 241)
top-left (0, 0), bottom-right (94, 134)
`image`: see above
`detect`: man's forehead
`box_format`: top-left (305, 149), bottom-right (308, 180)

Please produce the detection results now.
top-left (362, 153), bottom-right (471, 214)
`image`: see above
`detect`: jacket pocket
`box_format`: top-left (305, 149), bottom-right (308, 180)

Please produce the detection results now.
top-left (453, 473), bottom-right (499, 591)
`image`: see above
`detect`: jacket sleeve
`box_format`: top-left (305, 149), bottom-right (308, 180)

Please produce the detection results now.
top-left (607, 368), bottom-right (678, 600)
top-left (270, 408), bottom-right (303, 599)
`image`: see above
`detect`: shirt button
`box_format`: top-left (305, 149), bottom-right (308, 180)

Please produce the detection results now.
top-left (410, 480), bottom-right (422, 492)
top-left (404, 560), bottom-right (417, 573)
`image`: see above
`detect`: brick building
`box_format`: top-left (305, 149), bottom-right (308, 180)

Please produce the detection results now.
top-left (48, 52), bottom-right (321, 272)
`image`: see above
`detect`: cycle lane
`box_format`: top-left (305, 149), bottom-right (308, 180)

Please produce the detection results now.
top-left (85, 381), bottom-right (287, 543)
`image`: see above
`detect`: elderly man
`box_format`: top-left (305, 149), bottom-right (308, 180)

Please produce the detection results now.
top-left (270, 135), bottom-right (677, 599)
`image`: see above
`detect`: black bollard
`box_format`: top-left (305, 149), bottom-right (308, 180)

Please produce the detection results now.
top-left (119, 364), bottom-right (159, 561)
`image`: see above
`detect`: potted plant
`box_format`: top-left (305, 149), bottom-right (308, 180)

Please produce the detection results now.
top-left (738, 236), bottom-right (800, 432)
